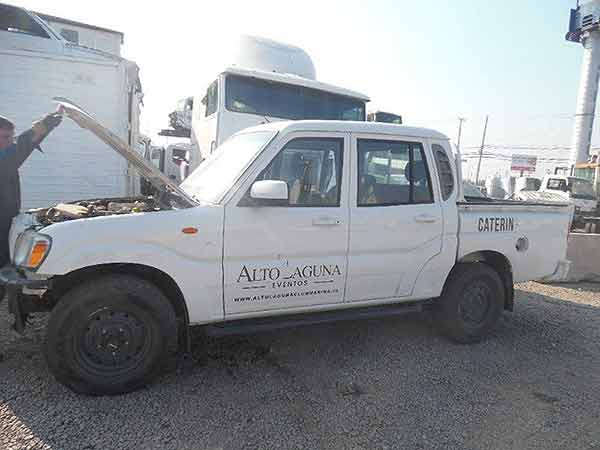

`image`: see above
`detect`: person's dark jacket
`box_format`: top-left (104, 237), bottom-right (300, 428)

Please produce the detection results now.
top-left (0, 130), bottom-right (37, 266)
top-left (1, 130), bottom-right (36, 219)
top-left (0, 112), bottom-right (62, 270)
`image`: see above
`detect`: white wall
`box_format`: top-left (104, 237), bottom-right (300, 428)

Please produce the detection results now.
top-left (1, 49), bottom-right (132, 209)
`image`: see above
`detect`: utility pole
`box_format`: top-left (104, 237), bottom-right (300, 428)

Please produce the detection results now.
top-left (566, 0), bottom-right (600, 168)
top-left (456, 117), bottom-right (466, 152)
top-left (475, 115), bottom-right (489, 185)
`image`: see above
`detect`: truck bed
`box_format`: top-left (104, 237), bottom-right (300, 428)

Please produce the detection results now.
top-left (458, 200), bottom-right (572, 283)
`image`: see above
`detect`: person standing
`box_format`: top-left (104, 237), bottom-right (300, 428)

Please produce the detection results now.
top-left (0, 110), bottom-right (63, 297)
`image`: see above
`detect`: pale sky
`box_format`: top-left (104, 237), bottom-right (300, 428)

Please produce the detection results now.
top-left (11, 0), bottom-right (591, 178)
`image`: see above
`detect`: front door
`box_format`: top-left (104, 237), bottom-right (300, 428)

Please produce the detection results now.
top-left (346, 135), bottom-right (443, 302)
top-left (223, 133), bottom-right (350, 315)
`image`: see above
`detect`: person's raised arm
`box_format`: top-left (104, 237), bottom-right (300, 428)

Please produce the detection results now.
top-left (1, 108), bottom-right (63, 172)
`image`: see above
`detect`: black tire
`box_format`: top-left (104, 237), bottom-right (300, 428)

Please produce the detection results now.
top-left (45, 274), bottom-right (178, 395)
top-left (434, 263), bottom-right (504, 344)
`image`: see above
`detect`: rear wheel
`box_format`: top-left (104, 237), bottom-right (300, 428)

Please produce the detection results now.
top-left (435, 263), bottom-right (505, 343)
top-left (45, 274), bottom-right (178, 395)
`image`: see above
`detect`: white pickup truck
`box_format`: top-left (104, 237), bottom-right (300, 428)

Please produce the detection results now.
top-left (1, 100), bottom-right (572, 395)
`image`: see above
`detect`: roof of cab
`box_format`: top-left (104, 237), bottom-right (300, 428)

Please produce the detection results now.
top-left (223, 67), bottom-right (370, 101)
top-left (241, 120), bottom-right (450, 141)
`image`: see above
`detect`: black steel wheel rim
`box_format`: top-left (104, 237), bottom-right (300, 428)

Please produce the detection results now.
top-left (74, 308), bottom-right (152, 376)
top-left (459, 279), bottom-right (492, 326)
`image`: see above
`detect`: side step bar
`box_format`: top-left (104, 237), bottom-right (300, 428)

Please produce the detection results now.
top-left (204, 301), bottom-right (428, 337)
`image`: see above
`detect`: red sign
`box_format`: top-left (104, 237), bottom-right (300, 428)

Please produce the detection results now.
top-left (511, 155), bottom-right (537, 172)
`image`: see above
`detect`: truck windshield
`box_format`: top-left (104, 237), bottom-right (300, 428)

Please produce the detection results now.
top-left (181, 130), bottom-right (276, 203)
top-left (226, 75), bottom-right (366, 121)
top-left (568, 177), bottom-right (596, 200)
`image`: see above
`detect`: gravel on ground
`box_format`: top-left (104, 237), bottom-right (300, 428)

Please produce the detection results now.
top-left (1, 281), bottom-right (599, 450)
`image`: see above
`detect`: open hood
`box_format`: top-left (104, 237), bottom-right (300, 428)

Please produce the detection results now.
top-left (54, 97), bottom-right (197, 208)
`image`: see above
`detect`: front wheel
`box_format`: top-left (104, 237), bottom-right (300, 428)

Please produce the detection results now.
top-left (434, 263), bottom-right (505, 343)
top-left (45, 274), bottom-right (178, 395)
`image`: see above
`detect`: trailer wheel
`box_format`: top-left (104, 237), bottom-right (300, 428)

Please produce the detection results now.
top-left (45, 274), bottom-right (178, 395)
top-left (435, 263), bottom-right (504, 343)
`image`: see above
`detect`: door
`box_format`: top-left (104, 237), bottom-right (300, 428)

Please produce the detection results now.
top-left (346, 135), bottom-right (443, 302)
top-left (223, 133), bottom-right (350, 315)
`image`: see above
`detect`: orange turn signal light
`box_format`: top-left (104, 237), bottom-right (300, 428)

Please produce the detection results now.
top-left (28, 241), bottom-right (49, 268)
top-left (182, 227), bottom-right (198, 235)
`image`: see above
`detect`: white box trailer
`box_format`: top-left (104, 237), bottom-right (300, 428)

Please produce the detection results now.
top-left (0, 3), bottom-right (142, 209)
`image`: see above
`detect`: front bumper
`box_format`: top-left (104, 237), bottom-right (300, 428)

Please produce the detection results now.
top-left (0, 266), bottom-right (50, 333)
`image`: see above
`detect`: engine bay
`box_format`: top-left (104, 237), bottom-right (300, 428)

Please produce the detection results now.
top-left (35, 196), bottom-right (165, 226)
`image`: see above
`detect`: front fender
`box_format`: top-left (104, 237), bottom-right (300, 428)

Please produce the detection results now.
top-left (42, 240), bottom-right (223, 324)
top-left (35, 206), bottom-right (224, 323)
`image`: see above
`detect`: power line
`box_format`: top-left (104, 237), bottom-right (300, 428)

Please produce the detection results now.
top-left (461, 144), bottom-right (600, 153)
top-left (462, 144), bottom-right (573, 151)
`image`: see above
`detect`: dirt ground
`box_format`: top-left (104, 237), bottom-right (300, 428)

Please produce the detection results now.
top-left (1, 281), bottom-right (599, 450)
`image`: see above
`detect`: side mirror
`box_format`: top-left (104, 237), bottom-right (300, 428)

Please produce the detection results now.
top-left (250, 180), bottom-right (288, 203)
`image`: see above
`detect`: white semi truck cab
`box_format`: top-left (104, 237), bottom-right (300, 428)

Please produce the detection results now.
top-left (188, 36), bottom-right (370, 170)
top-left (1, 100), bottom-right (572, 395)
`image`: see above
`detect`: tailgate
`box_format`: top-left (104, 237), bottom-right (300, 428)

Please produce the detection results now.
top-left (458, 202), bottom-right (573, 282)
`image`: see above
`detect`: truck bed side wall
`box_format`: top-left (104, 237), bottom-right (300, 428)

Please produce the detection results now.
top-left (458, 205), bottom-right (571, 282)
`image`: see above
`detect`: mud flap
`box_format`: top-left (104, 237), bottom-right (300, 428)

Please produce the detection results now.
top-left (6, 285), bottom-right (26, 334)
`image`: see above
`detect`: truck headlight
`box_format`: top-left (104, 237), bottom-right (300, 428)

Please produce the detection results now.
top-left (13, 231), bottom-right (52, 270)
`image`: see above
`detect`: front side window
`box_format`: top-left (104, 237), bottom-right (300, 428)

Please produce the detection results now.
top-left (256, 138), bottom-right (344, 207)
top-left (432, 144), bottom-right (454, 200)
top-left (203, 81), bottom-right (218, 117)
top-left (225, 75), bottom-right (365, 121)
top-left (358, 139), bottom-right (433, 206)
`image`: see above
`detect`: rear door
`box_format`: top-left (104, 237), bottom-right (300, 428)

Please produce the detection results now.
top-left (222, 132), bottom-right (350, 315)
top-left (346, 134), bottom-right (443, 302)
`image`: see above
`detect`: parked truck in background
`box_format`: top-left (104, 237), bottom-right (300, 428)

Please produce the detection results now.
top-left (164, 36), bottom-right (370, 171)
top-left (514, 174), bottom-right (597, 228)
top-left (0, 100), bottom-right (572, 395)
top-left (0, 3), bottom-right (143, 209)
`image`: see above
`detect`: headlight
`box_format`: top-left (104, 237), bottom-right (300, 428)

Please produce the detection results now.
top-left (13, 231), bottom-right (52, 270)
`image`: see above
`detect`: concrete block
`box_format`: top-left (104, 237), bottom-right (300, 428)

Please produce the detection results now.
top-left (565, 233), bottom-right (600, 282)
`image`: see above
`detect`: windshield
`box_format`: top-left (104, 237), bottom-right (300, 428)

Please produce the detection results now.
top-left (225, 75), bottom-right (366, 121)
top-left (181, 131), bottom-right (276, 203)
top-left (569, 177), bottom-right (596, 200)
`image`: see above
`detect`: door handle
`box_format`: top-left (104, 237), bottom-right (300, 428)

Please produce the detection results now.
top-left (312, 216), bottom-right (343, 226)
top-left (414, 214), bottom-right (438, 223)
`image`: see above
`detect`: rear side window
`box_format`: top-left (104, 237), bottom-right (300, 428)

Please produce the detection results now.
top-left (357, 139), bottom-right (433, 206)
top-left (547, 178), bottom-right (567, 191)
top-left (432, 144), bottom-right (454, 200)
top-left (60, 28), bottom-right (79, 43)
